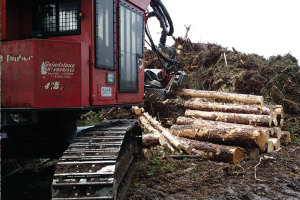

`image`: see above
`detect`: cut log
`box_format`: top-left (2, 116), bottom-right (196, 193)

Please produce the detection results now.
top-left (272, 112), bottom-right (278, 127)
top-left (184, 101), bottom-right (273, 115)
top-left (279, 119), bottom-right (284, 128)
top-left (181, 138), bottom-right (245, 164)
top-left (142, 148), bottom-right (152, 158)
top-left (142, 133), bottom-right (160, 147)
top-left (131, 106), bottom-right (144, 115)
top-left (269, 138), bottom-right (280, 150)
top-left (176, 117), bottom-right (272, 140)
top-left (170, 125), bottom-right (266, 149)
top-left (273, 127), bottom-right (282, 139)
top-left (267, 105), bottom-right (284, 119)
top-left (139, 116), bottom-right (160, 134)
top-left (175, 89), bottom-right (264, 105)
top-left (267, 140), bottom-right (274, 153)
top-left (280, 131), bottom-right (291, 145)
top-left (175, 136), bottom-right (193, 154)
top-left (142, 113), bottom-right (183, 150)
top-left (159, 135), bottom-right (175, 153)
top-left (185, 110), bottom-right (272, 127)
top-left (139, 115), bottom-right (161, 147)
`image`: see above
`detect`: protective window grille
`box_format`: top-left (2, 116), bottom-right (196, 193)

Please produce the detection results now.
top-left (36, 0), bottom-right (80, 36)
top-left (40, 4), bottom-right (57, 32)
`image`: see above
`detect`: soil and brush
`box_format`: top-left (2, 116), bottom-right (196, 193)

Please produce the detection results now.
top-left (126, 37), bottom-right (300, 199)
top-left (2, 37), bottom-right (300, 199)
top-left (145, 37), bottom-right (300, 136)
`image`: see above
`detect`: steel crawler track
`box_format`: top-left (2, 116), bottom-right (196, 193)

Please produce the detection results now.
top-left (52, 119), bottom-right (142, 200)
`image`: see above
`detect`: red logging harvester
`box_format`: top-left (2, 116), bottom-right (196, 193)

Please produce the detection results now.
top-left (1, 0), bottom-right (188, 199)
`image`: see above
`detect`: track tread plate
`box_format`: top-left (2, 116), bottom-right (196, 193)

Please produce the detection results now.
top-left (52, 119), bottom-right (140, 200)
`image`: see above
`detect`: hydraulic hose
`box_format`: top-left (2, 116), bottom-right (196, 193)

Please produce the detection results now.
top-left (147, 0), bottom-right (178, 71)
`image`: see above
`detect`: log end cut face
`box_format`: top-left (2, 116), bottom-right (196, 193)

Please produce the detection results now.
top-left (231, 147), bottom-right (245, 164)
top-left (254, 130), bottom-right (267, 149)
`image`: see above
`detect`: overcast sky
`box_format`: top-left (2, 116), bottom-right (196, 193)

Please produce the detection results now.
top-left (147, 0), bottom-right (300, 61)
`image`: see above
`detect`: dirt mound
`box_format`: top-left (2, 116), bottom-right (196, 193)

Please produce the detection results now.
top-left (126, 144), bottom-right (300, 200)
top-left (145, 37), bottom-right (300, 136)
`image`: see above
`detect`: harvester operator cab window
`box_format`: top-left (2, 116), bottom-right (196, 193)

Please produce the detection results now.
top-left (34, 0), bottom-right (81, 36)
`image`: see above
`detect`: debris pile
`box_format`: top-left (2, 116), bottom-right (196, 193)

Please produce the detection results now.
top-left (145, 37), bottom-right (300, 136)
top-left (134, 88), bottom-right (291, 164)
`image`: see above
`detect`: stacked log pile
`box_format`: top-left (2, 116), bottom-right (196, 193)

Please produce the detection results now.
top-left (134, 89), bottom-right (291, 164)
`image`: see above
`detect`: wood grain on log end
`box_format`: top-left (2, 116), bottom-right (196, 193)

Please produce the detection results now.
top-left (267, 140), bottom-right (274, 153)
top-left (273, 127), bottom-right (282, 139)
top-left (280, 131), bottom-right (291, 145)
top-left (269, 138), bottom-right (280, 150)
top-left (231, 147), bottom-right (245, 164)
top-left (254, 130), bottom-right (267, 150)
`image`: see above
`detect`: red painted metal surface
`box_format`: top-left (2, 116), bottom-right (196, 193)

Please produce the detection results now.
top-left (1, 0), bottom-right (6, 40)
top-left (127, 0), bottom-right (151, 11)
top-left (1, 0), bottom-right (146, 110)
top-left (3, 0), bottom-right (32, 41)
top-left (1, 40), bottom-right (89, 108)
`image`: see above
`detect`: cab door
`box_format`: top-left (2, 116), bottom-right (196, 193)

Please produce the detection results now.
top-left (93, 0), bottom-right (144, 106)
top-left (117, 1), bottom-right (145, 104)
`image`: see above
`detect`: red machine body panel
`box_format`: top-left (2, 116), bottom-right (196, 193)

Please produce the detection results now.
top-left (1, 39), bottom-right (90, 108)
top-left (127, 0), bottom-right (151, 10)
top-left (1, 0), bottom-right (149, 110)
top-left (1, 0), bottom-right (6, 40)
top-left (1, 40), bottom-right (35, 107)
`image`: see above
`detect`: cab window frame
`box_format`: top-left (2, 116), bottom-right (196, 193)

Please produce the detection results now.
top-left (33, 0), bottom-right (81, 37)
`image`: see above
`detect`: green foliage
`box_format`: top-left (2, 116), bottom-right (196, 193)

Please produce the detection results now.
top-left (77, 111), bottom-right (101, 126)
top-left (136, 156), bottom-right (177, 178)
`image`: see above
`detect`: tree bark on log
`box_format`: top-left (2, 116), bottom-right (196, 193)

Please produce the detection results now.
top-left (184, 101), bottom-right (272, 115)
top-left (267, 105), bottom-right (284, 119)
top-left (139, 115), bottom-right (161, 147)
top-left (185, 110), bottom-right (272, 127)
top-left (176, 116), bottom-right (272, 140)
top-left (139, 116), bottom-right (160, 135)
top-left (175, 136), bottom-right (194, 154)
top-left (180, 137), bottom-right (245, 164)
top-left (142, 133), bottom-right (160, 147)
top-left (159, 135), bottom-right (175, 153)
top-left (142, 113), bottom-right (183, 150)
top-left (175, 89), bottom-right (264, 105)
top-left (170, 125), bottom-right (266, 149)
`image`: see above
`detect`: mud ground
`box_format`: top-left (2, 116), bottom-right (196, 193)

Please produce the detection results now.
top-left (126, 143), bottom-right (300, 200)
top-left (2, 142), bottom-right (299, 200)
